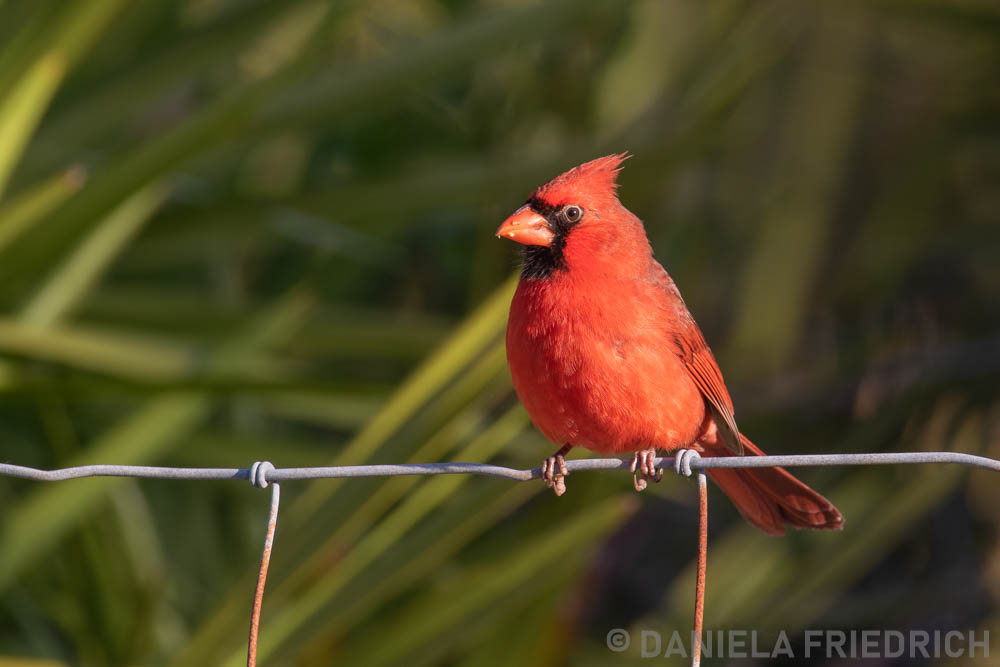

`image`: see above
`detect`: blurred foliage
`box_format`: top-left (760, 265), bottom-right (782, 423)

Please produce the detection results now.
top-left (0, 0), bottom-right (998, 665)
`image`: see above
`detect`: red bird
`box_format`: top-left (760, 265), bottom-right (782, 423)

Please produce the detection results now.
top-left (497, 154), bottom-right (842, 535)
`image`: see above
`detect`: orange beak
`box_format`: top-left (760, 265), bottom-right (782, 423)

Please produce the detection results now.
top-left (495, 205), bottom-right (553, 247)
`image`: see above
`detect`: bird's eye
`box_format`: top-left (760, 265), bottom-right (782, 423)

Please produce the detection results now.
top-left (563, 205), bottom-right (582, 223)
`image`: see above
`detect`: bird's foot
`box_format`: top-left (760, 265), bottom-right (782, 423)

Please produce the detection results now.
top-left (629, 448), bottom-right (662, 492)
top-left (541, 445), bottom-right (572, 496)
top-left (541, 454), bottom-right (568, 496)
top-left (672, 448), bottom-right (701, 477)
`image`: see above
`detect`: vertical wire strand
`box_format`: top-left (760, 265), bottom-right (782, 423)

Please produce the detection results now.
top-left (692, 470), bottom-right (707, 667)
top-left (247, 481), bottom-right (280, 667)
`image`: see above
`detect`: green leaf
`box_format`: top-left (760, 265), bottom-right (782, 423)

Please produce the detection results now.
top-left (0, 289), bottom-right (315, 593)
top-left (0, 166), bottom-right (86, 255)
top-left (344, 496), bottom-right (627, 667)
top-left (20, 182), bottom-right (167, 326)
top-left (0, 0), bottom-right (126, 198)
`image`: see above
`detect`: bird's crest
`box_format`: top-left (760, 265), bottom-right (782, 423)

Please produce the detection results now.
top-left (532, 152), bottom-right (630, 207)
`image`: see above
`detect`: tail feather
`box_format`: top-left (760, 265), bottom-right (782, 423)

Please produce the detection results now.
top-left (704, 435), bottom-right (843, 535)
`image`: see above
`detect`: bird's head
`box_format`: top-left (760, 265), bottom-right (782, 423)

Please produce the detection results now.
top-left (496, 153), bottom-right (642, 279)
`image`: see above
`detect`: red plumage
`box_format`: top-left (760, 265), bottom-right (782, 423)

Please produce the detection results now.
top-left (498, 154), bottom-right (842, 535)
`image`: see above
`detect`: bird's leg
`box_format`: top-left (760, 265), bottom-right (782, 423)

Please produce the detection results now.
top-left (629, 448), bottom-right (663, 492)
top-left (541, 444), bottom-right (572, 496)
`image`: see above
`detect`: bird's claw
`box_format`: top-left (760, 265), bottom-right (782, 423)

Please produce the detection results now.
top-left (541, 454), bottom-right (569, 496)
top-left (630, 449), bottom-right (662, 492)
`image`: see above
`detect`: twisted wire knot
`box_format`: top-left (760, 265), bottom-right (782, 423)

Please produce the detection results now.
top-left (674, 449), bottom-right (701, 477)
top-left (249, 461), bottom-right (275, 489)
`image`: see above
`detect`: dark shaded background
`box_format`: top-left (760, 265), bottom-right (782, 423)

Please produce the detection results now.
top-left (0, 0), bottom-right (997, 665)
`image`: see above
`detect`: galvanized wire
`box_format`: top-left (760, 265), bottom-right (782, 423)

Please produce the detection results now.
top-left (3, 449), bottom-right (998, 667)
top-left (3, 451), bottom-right (999, 484)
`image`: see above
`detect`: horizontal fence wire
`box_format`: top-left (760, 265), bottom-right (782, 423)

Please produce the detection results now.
top-left (4, 450), bottom-right (999, 667)
top-left (2, 451), bottom-right (1000, 483)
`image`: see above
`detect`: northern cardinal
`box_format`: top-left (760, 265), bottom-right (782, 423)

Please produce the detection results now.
top-left (496, 154), bottom-right (842, 535)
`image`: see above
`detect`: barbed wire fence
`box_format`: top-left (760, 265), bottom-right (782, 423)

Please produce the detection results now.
top-left (3, 451), bottom-right (1000, 667)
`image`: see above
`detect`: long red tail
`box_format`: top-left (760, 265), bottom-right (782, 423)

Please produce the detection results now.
top-left (705, 435), bottom-right (843, 535)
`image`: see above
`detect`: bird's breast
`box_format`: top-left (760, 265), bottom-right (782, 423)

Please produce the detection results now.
top-left (506, 276), bottom-right (705, 454)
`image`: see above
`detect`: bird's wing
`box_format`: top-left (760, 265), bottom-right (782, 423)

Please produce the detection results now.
top-left (651, 263), bottom-right (744, 455)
